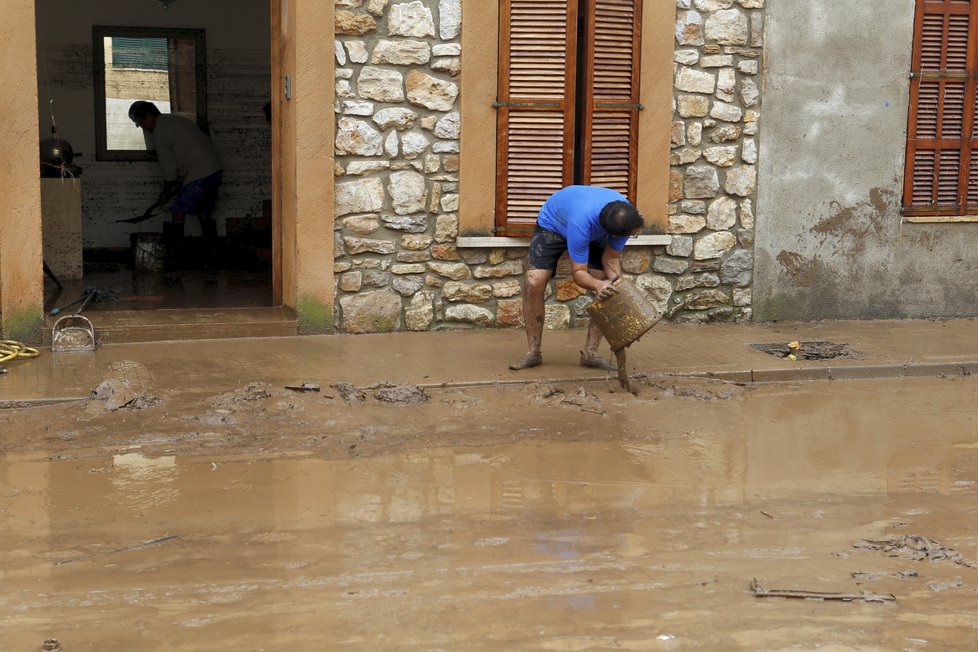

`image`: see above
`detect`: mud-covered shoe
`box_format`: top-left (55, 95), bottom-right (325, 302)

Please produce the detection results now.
top-left (509, 352), bottom-right (543, 370)
top-left (579, 351), bottom-right (616, 371)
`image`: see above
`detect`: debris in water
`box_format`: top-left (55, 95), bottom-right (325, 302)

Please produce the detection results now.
top-left (285, 383), bottom-right (321, 392)
top-left (55, 534), bottom-right (180, 566)
top-left (42, 640), bottom-right (61, 651)
top-left (91, 379), bottom-right (163, 411)
top-left (750, 578), bottom-right (896, 603)
top-left (331, 382), bottom-right (366, 403)
top-left (213, 382), bottom-right (272, 407)
top-left (751, 340), bottom-right (865, 361)
top-left (373, 383), bottom-right (429, 404)
top-left (854, 535), bottom-right (978, 569)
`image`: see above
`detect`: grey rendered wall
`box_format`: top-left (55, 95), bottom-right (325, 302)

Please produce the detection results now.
top-left (754, 0), bottom-right (978, 320)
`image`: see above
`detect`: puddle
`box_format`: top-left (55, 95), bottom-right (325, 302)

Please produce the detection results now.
top-left (2, 378), bottom-right (977, 650)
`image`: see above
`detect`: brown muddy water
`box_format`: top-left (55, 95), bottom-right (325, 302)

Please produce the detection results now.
top-left (2, 376), bottom-right (978, 650)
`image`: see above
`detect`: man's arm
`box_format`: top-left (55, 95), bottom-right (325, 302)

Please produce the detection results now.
top-left (571, 262), bottom-right (618, 300)
top-left (601, 247), bottom-right (623, 283)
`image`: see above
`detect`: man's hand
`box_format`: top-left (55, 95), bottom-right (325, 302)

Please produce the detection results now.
top-left (158, 180), bottom-right (181, 203)
top-left (594, 279), bottom-right (619, 300)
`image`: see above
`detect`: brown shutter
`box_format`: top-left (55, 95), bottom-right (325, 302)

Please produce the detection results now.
top-left (904, 1), bottom-right (977, 214)
top-left (580, 0), bottom-right (643, 201)
top-left (495, 0), bottom-right (578, 236)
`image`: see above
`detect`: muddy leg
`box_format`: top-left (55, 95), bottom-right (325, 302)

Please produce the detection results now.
top-left (510, 268), bottom-right (551, 370)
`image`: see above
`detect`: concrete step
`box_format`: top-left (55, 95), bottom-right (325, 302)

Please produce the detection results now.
top-left (43, 306), bottom-right (298, 345)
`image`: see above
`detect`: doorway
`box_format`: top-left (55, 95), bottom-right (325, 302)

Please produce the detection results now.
top-left (35, 0), bottom-right (275, 320)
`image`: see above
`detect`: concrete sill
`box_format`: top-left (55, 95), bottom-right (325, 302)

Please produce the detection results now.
top-left (903, 215), bottom-right (978, 224)
top-left (456, 235), bottom-right (672, 248)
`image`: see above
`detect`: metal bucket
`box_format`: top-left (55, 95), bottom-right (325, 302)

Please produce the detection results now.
top-left (586, 278), bottom-right (661, 352)
top-left (51, 315), bottom-right (96, 352)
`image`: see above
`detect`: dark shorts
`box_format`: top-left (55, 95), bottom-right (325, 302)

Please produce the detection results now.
top-left (172, 170), bottom-right (223, 217)
top-left (527, 226), bottom-right (606, 275)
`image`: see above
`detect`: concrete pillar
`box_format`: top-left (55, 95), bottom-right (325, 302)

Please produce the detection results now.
top-left (0, 1), bottom-right (43, 341)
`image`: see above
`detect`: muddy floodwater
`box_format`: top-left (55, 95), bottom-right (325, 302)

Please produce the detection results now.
top-left (2, 375), bottom-right (978, 650)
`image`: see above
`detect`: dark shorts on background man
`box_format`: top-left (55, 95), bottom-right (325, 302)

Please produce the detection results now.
top-left (173, 170), bottom-right (223, 216)
top-left (527, 226), bottom-right (606, 275)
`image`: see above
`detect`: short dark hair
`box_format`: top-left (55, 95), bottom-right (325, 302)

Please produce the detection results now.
top-left (128, 101), bottom-right (161, 123)
top-left (598, 200), bottom-right (644, 236)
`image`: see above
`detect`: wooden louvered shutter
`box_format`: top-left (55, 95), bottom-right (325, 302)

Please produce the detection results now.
top-left (581, 0), bottom-right (643, 201)
top-left (495, 0), bottom-right (578, 236)
top-left (904, 1), bottom-right (977, 215)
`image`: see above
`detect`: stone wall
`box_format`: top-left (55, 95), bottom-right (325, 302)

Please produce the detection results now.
top-left (332, 0), bottom-right (763, 332)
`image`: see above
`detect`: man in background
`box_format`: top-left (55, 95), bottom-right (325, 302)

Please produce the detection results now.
top-left (129, 101), bottom-right (223, 267)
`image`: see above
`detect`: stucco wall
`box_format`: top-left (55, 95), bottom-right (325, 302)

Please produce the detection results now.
top-left (754, 0), bottom-right (978, 320)
top-left (35, 0), bottom-right (271, 247)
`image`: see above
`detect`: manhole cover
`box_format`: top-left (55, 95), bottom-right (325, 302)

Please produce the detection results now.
top-left (750, 340), bottom-right (863, 361)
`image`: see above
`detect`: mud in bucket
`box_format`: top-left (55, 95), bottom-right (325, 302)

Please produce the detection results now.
top-left (586, 278), bottom-right (661, 390)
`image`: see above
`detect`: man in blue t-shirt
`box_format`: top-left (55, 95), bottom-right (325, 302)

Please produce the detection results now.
top-left (510, 185), bottom-right (644, 371)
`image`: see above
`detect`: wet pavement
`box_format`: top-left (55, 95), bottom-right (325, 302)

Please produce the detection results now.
top-left (2, 320), bottom-right (978, 649)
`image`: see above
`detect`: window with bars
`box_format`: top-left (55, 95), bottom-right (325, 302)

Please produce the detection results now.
top-left (903, 0), bottom-right (978, 216)
top-left (494, 0), bottom-right (643, 236)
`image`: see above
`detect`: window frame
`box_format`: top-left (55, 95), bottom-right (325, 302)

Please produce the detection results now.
top-left (902, 2), bottom-right (978, 222)
top-left (92, 25), bottom-right (208, 162)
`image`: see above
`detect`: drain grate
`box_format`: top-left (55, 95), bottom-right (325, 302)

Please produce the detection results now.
top-left (750, 340), bottom-right (863, 361)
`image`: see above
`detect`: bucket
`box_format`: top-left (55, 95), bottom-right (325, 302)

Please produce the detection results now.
top-left (586, 278), bottom-right (661, 352)
top-left (132, 233), bottom-right (165, 273)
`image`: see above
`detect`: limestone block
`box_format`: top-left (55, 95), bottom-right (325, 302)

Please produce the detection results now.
top-left (385, 131), bottom-right (399, 158)
top-left (388, 170), bottom-right (427, 215)
top-left (685, 289), bottom-right (731, 309)
top-left (336, 10), bottom-right (377, 35)
top-left (667, 235), bottom-right (694, 257)
top-left (405, 291), bottom-right (434, 330)
top-left (343, 236), bottom-right (397, 255)
top-left (336, 117), bottom-right (383, 156)
top-left (427, 261), bottom-right (470, 280)
top-left (434, 112), bottom-right (460, 139)
top-left (371, 39), bottom-right (431, 65)
top-left (684, 165), bottom-right (720, 198)
top-left (431, 57), bottom-right (461, 76)
top-left (654, 257), bottom-right (690, 274)
top-left (742, 138), bottom-right (757, 164)
top-left (677, 95), bottom-right (709, 118)
top-left (707, 196), bottom-right (738, 229)
top-left (389, 1), bottom-right (435, 37)
top-left (670, 147), bottom-right (702, 165)
top-left (362, 270), bottom-right (389, 287)
top-left (406, 71), bottom-right (459, 111)
top-left (695, 0), bottom-right (734, 9)
top-left (431, 244), bottom-right (460, 260)
top-left (709, 124), bottom-right (741, 143)
top-left (705, 9), bottom-right (748, 45)
top-left (737, 60), bottom-right (758, 75)
top-left (739, 199), bottom-right (755, 228)
top-left (676, 273), bottom-right (720, 291)
top-left (367, 0), bottom-right (388, 16)
top-left (473, 259), bottom-right (523, 279)
top-left (710, 101), bottom-right (743, 123)
top-left (725, 166), bottom-right (756, 196)
top-left (669, 213), bottom-right (706, 234)
top-left (335, 40), bottom-right (347, 65)
top-left (740, 78), bottom-right (760, 107)
top-left (701, 55), bottom-right (734, 68)
top-left (336, 178), bottom-right (384, 216)
top-left (393, 275), bottom-right (425, 297)
top-left (675, 49), bottom-right (699, 65)
top-left (492, 279), bottom-right (522, 298)
top-left (347, 161), bottom-right (391, 175)
top-left (401, 234), bottom-right (432, 250)
top-left (720, 249), bottom-right (753, 286)
top-left (442, 281), bottom-right (493, 302)
top-left (434, 213), bottom-right (458, 242)
top-left (545, 304), bottom-right (571, 330)
top-left (693, 231), bottom-right (736, 259)
top-left (555, 277), bottom-right (586, 301)
top-left (340, 289), bottom-right (401, 333)
top-left (676, 10), bottom-right (704, 46)
top-left (636, 275), bottom-right (673, 313)
top-left (343, 214), bottom-right (381, 235)
top-left (733, 287), bottom-right (752, 306)
top-left (621, 249), bottom-right (652, 274)
top-left (382, 213), bottom-right (428, 233)
top-left (342, 100), bottom-right (374, 116)
top-left (445, 304), bottom-right (494, 326)
top-left (358, 67), bottom-right (405, 102)
top-left (402, 131), bottom-right (430, 159)
top-left (497, 298), bottom-right (524, 327)
top-left (347, 41), bottom-right (368, 63)
top-left (676, 67), bottom-right (716, 93)
top-left (392, 264), bottom-right (426, 274)
top-left (373, 107), bottom-right (418, 130)
top-left (440, 0), bottom-right (461, 39)
top-left (433, 43), bottom-right (461, 56)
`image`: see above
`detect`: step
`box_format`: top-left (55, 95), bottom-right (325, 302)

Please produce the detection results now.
top-left (43, 306), bottom-right (298, 345)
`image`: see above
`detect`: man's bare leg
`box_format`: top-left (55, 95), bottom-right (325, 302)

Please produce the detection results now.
top-left (581, 268), bottom-right (615, 370)
top-left (510, 268), bottom-right (551, 370)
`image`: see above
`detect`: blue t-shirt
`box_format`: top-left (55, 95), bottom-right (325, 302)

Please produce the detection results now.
top-left (536, 186), bottom-right (631, 264)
